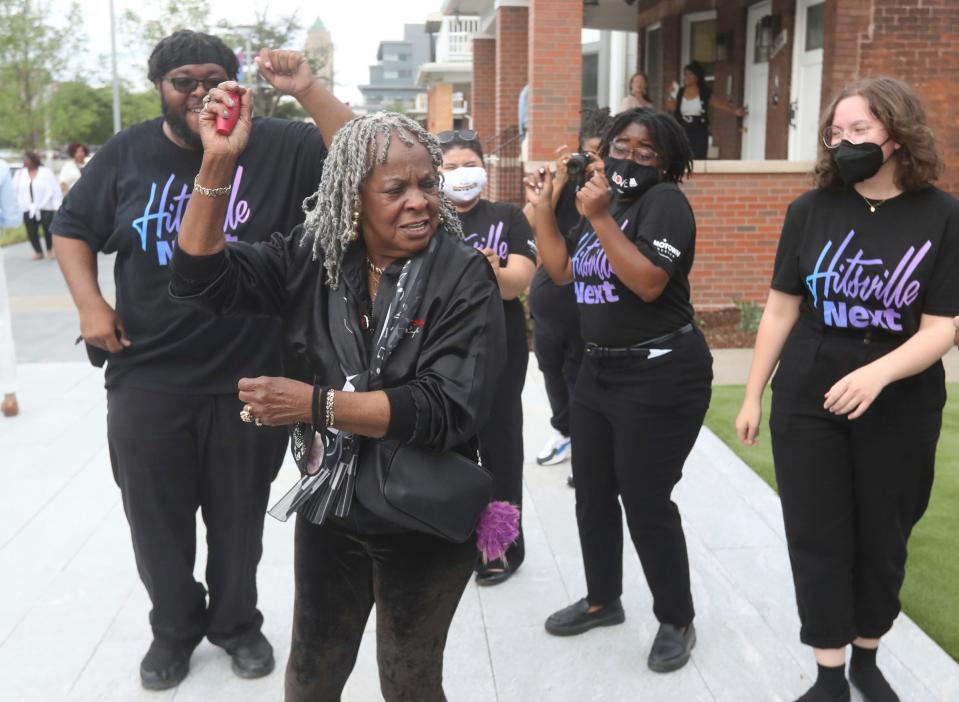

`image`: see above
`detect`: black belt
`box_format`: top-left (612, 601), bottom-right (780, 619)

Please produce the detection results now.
top-left (585, 323), bottom-right (694, 358)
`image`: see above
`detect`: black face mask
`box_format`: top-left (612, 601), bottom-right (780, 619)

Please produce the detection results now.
top-left (833, 138), bottom-right (892, 185)
top-left (604, 157), bottom-right (661, 200)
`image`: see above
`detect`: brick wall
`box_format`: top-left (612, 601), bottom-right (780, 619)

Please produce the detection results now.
top-left (491, 6), bottom-right (528, 203)
top-left (764, 0), bottom-right (796, 159)
top-left (471, 38), bottom-right (496, 139)
top-left (682, 170), bottom-right (813, 309)
top-left (527, 0), bottom-right (582, 162)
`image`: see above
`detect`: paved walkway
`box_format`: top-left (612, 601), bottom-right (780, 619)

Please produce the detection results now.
top-left (2, 240), bottom-right (958, 701)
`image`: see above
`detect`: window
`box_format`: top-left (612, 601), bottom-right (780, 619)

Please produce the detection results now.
top-left (682, 11), bottom-right (717, 85)
top-left (384, 70), bottom-right (399, 80)
top-left (805, 3), bottom-right (825, 51)
top-left (582, 52), bottom-right (599, 110)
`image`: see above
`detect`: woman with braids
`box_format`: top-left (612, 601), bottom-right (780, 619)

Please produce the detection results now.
top-left (526, 107), bottom-right (711, 673)
top-left (170, 85), bottom-right (506, 701)
top-left (437, 129), bottom-right (536, 585)
top-left (736, 78), bottom-right (959, 702)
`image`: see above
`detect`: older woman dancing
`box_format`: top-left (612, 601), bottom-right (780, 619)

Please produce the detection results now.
top-left (170, 83), bottom-right (506, 702)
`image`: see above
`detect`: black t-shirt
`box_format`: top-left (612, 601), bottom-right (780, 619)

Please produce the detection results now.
top-left (52, 117), bottom-right (327, 393)
top-left (566, 182), bottom-right (696, 346)
top-left (771, 187), bottom-right (959, 337)
top-left (458, 198), bottom-right (537, 268)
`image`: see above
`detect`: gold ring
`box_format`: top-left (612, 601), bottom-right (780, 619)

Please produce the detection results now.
top-left (240, 404), bottom-right (254, 423)
top-left (254, 418), bottom-right (263, 426)
top-left (202, 93), bottom-right (212, 105)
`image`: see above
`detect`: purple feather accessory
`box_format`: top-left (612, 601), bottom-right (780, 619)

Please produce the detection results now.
top-left (476, 501), bottom-right (520, 563)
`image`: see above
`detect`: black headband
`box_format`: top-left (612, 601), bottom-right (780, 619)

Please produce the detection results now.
top-left (147, 31), bottom-right (238, 82)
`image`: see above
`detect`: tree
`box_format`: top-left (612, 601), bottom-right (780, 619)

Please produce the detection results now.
top-left (0, 0), bottom-right (84, 149)
top-left (47, 81), bottom-right (113, 146)
top-left (121, 0), bottom-right (212, 54)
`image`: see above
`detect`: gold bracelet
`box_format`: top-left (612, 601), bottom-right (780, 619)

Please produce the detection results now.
top-left (325, 389), bottom-right (335, 428)
top-left (192, 175), bottom-right (232, 198)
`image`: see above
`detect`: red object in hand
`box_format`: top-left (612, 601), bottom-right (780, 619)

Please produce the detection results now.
top-left (216, 92), bottom-right (240, 135)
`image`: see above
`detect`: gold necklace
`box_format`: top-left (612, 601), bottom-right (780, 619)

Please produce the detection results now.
top-left (366, 256), bottom-right (385, 276)
top-left (859, 193), bottom-right (885, 214)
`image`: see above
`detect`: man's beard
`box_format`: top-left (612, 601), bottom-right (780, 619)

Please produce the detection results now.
top-left (161, 93), bottom-right (203, 150)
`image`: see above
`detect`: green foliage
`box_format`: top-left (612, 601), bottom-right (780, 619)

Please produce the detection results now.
top-left (121, 0), bottom-right (212, 51)
top-left (121, 88), bottom-right (161, 127)
top-left (705, 384), bottom-right (959, 660)
top-left (47, 82), bottom-right (113, 146)
top-left (734, 299), bottom-right (763, 333)
top-left (0, 0), bottom-right (84, 149)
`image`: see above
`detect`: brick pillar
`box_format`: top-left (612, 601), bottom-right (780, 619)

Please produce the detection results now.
top-left (765, 0), bottom-right (797, 159)
top-left (471, 37), bottom-right (496, 139)
top-left (661, 14), bottom-right (682, 107)
top-left (491, 5), bottom-right (528, 203)
top-left (427, 83), bottom-right (454, 134)
top-left (528, 0), bottom-right (581, 163)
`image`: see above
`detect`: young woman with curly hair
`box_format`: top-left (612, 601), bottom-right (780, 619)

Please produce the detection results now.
top-left (736, 77), bottom-right (959, 702)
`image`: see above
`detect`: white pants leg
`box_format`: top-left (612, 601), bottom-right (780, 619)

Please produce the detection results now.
top-left (0, 246), bottom-right (17, 394)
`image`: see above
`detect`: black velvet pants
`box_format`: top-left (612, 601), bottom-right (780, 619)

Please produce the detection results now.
top-left (107, 385), bottom-right (287, 651)
top-left (285, 519), bottom-right (477, 702)
top-left (477, 298), bottom-right (529, 568)
top-left (770, 322), bottom-right (943, 648)
top-left (570, 330), bottom-right (712, 626)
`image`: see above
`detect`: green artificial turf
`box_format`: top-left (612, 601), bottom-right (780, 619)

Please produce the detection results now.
top-left (704, 384), bottom-right (959, 661)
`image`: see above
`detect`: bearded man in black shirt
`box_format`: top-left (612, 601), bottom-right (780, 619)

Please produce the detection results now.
top-left (51, 30), bottom-right (352, 690)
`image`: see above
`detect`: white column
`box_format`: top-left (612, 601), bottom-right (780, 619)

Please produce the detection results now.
top-left (608, 30), bottom-right (628, 111)
top-left (598, 31), bottom-right (612, 108)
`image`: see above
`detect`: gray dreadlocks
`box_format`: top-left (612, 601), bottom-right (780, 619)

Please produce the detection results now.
top-left (301, 111), bottom-right (465, 288)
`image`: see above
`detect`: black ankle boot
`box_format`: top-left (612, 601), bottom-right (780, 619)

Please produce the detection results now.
top-left (140, 639), bottom-right (192, 690)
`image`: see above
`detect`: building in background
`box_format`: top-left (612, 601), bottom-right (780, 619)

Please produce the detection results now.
top-left (359, 24), bottom-right (432, 113)
top-left (436, 0), bottom-right (957, 312)
top-left (417, 14), bottom-right (480, 133)
top-left (304, 18), bottom-right (334, 90)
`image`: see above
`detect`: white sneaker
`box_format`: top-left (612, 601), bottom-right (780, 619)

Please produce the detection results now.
top-left (537, 430), bottom-right (571, 466)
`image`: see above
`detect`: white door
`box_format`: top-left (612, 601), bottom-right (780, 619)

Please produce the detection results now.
top-left (742, 1), bottom-right (771, 160)
top-left (789, 0), bottom-right (825, 160)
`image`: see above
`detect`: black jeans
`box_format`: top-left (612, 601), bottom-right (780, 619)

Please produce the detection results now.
top-left (570, 330), bottom-right (712, 626)
top-left (770, 322), bottom-right (943, 648)
top-left (107, 385), bottom-right (287, 650)
top-left (478, 298), bottom-right (528, 567)
top-left (24, 211), bottom-right (54, 254)
top-left (529, 274), bottom-right (583, 437)
top-left (285, 519), bottom-right (477, 702)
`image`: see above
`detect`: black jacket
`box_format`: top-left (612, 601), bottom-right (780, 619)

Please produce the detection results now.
top-left (170, 226), bottom-right (506, 532)
top-left (169, 224), bottom-right (505, 452)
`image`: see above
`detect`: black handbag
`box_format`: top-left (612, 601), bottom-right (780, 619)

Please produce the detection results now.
top-left (355, 439), bottom-right (492, 543)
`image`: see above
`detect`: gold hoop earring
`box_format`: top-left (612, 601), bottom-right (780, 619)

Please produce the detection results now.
top-left (350, 210), bottom-right (360, 241)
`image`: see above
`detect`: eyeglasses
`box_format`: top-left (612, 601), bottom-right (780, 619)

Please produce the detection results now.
top-left (609, 141), bottom-right (659, 164)
top-left (162, 76), bottom-right (225, 94)
top-left (821, 124), bottom-right (884, 149)
top-left (437, 129), bottom-right (479, 144)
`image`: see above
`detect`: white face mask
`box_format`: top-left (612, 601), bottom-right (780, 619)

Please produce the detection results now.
top-left (441, 166), bottom-right (487, 204)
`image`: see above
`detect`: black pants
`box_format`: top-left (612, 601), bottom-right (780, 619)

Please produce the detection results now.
top-left (107, 385), bottom-right (287, 650)
top-left (478, 299), bottom-right (529, 567)
top-left (682, 120), bottom-right (709, 160)
top-left (24, 211), bottom-right (54, 254)
top-left (770, 322), bottom-right (943, 648)
top-left (285, 519), bottom-right (477, 702)
top-left (571, 330), bottom-right (712, 626)
top-left (529, 273), bottom-right (583, 437)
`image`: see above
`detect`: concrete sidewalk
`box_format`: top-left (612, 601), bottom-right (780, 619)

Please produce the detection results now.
top-left (1, 361), bottom-right (958, 702)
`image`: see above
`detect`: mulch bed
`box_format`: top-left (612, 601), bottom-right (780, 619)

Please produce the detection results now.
top-left (696, 307), bottom-right (757, 349)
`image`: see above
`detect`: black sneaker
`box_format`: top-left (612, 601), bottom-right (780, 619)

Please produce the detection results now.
top-left (545, 598), bottom-right (625, 636)
top-left (647, 623), bottom-right (696, 673)
top-left (228, 631), bottom-right (275, 679)
top-left (140, 639), bottom-right (192, 690)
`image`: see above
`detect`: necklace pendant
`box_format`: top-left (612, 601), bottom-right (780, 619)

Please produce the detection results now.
top-left (360, 313), bottom-right (370, 331)
top-left (869, 205), bottom-right (876, 213)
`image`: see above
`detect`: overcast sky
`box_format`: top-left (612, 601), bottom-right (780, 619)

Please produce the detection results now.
top-left (74, 0), bottom-right (446, 105)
